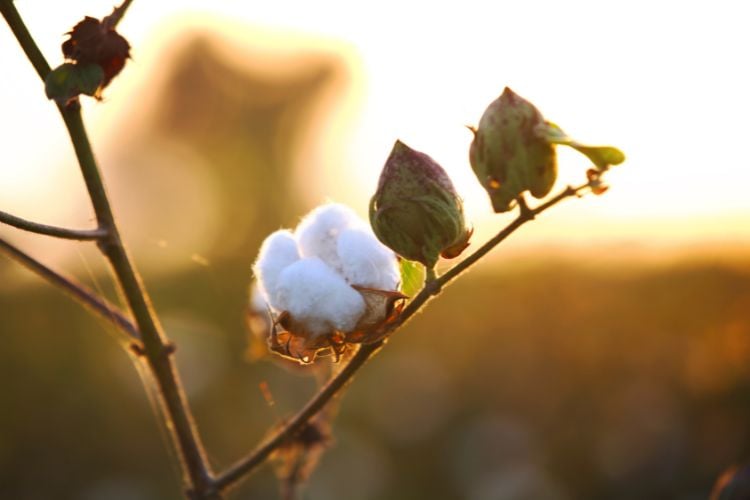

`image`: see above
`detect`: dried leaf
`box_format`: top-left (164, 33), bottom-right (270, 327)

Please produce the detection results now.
top-left (347, 286), bottom-right (407, 344)
top-left (270, 419), bottom-right (331, 490)
top-left (266, 311), bottom-right (346, 364)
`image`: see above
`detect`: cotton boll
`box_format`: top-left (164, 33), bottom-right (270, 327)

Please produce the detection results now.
top-left (295, 203), bottom-right (363, 273)
top-left (275, 257), bottom-right (366, 336)
top-left (252, 230), bottom-right (300, 308)
top-left (337, 228), bottom-right (400, 291)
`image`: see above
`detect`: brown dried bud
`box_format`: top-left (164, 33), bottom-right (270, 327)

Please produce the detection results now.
top-left (62, 15), bottom-right (130, 91)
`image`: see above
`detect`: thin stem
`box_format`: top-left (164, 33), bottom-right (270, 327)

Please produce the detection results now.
top-left (425, 266), bottom-right (438, 283)
top-left (62, 72), bottom-right (218, 500)
top-left (214, 183), bottom-right (589, 492)
top-left (436, 184), bottom-right (586, 287)
top-left (0, 237), bottom-right (138, 339)
top-left (0, 210), bottom-right (107, 240)
top-left (104, 0), bottom-right (135, 29)
top-left (214, 343), bottom-right (381, 491)
top-left (279, 461), bottom-right (303, 500)
top-left (2, 4), bottom-right (217, 498)
top-left (0, 1), bottom-right (51, 80)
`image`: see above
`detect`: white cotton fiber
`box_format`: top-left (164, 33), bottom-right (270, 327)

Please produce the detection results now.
top-left (252, 230), bottom-right (300, 308)
top-left (337, 227), bottom-right (400, 291)
top-left (251, 202), bottom-right (402, 342)
top-left (295, 203), bottom-right (363, 273)
top-left (275, 257), bottom-right (366, 336)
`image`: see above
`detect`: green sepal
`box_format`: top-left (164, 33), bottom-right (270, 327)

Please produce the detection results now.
top-left (45, 63), bottom-right (104, 103)
top-left (399, 259), bottom-right (425, 297)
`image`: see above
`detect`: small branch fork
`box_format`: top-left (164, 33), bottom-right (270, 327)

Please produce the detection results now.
top-left (1, 0), bottom-right (593, 497)
top-left (1, 2), bottom-right (217, 498)
top-left (0, 210), bottom-right (107, 240)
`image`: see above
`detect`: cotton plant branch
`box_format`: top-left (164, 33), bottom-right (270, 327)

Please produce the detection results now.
top-left (214, 181), bottom-right (590, 492)
top-left (3, 0), bottom-right (624, 497)
top-left (1, 3), bottom-right (218, 498)
top-left (0, 236), bottom-right (139, 339)
top-left (0, 210), bottom-right (107, 240)
top-left (271, 365), bottom-right (339, 500)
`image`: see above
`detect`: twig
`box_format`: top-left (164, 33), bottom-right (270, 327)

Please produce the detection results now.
top-left (60, 48), bottom-right (219, 500)
top-left (215, 342), bottom-right (380, 491)
top-left (0, 237), bottom-right (138, 339)
top-left (0, 210), bottom-right (107, 240)
top-left (0, 1), bottom-right (51, 80)
top-left (1, 4), bottom-right (218, 498)
top-left (213, 183), bottom-right (590, 492)
top-left (279, 459), bottom-right (304, 500)
top-left (436, 185), bottom-right (585, 287)
top-left (104, 0), bottom-right (135, 29)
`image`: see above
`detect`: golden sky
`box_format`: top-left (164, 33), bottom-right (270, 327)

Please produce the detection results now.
top-left (2, 0), bottom-right (749, 256)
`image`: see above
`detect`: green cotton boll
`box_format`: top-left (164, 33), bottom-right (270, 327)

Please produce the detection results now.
top-left (469, 87), bottom-right (558, 213)
top-left (370, 141), bottom-right (471, 268)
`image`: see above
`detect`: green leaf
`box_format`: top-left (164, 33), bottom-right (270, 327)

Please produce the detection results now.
top-left (535, 121), bottom-right (573, 145)
top-left (45, 63), bottom-right (104, 103)
top-left (570, 144), bottom-right (626, 169)
top-left (399, 259), bottom-right (425, 297)
top-left (536, 121), bottom-right (626, 169)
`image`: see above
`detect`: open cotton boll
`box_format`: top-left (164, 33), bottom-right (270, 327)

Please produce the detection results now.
top-left (295, 203), bottom-right (363, 273)
top-left (275, 257), bottom-right (366, 336)
top-left (252, 229), bottom-right (300, 307)
top-left (337, 228), bottom-right (400, 291)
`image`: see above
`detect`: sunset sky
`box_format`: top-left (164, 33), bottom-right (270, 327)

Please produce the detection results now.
top-left (2, 1), bottom-right (749, 259)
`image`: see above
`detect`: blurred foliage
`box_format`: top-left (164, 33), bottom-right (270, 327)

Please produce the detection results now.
top-left (2, 32), bottom-right (750, 500)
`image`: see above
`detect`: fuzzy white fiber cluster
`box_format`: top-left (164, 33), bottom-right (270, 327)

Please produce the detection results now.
top-left (253, 203), bottom-right (400, 337)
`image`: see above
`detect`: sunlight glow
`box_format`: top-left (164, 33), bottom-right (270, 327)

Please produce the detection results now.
top-left (2, 0), bottom-right (749, 260)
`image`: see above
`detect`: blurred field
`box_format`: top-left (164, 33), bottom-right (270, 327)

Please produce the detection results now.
top-left (2, 30), bottom-right (750, 500)
top-left (2, 255), bottom-right (750, 499)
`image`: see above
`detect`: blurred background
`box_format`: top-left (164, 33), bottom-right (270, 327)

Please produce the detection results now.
top-left (2, 1), bottom-right (750, 498)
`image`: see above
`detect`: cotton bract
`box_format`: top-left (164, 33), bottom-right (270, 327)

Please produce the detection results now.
top-left (252, 203), bottom-right (402, 362)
